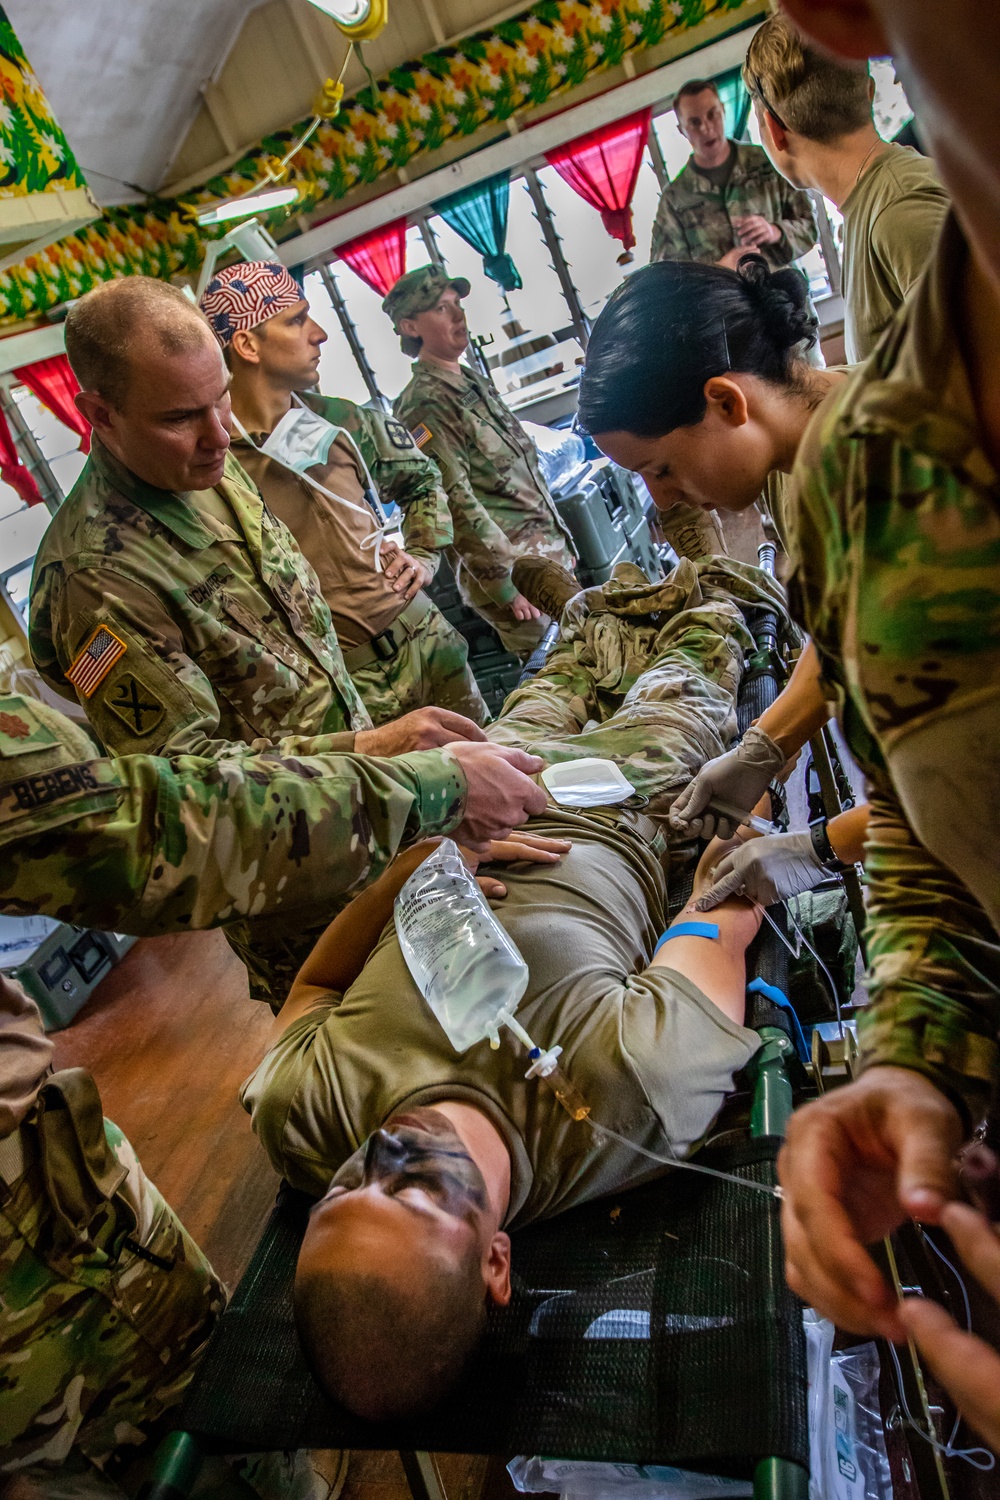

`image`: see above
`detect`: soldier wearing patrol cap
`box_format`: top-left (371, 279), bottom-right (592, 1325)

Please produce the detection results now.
top-left (200, 261), bottom-right (488, 728)
top-left (385, 266), bottom-right (579, 659)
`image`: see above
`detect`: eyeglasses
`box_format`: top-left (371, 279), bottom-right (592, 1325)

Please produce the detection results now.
top-left (746, 69), bottom-right (789, 134)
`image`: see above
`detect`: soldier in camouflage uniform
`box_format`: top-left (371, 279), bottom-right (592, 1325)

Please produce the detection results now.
top-left (784, 212), bottom-right (1000, 1126)
top-left (200, 262), bottom-right (488, 727)
top-left (0, 974), bottom-right (225, 1478)
top-left (27, 276), bottom-right (500, 1004)
top-left (386, 268), bottom-right (578, 659)
top-left (488, 555), bottom-right (792, 823)
top-left (650, 79), bottom-right (818, 272)
top-left (0, 690), bottom-right (467, 932)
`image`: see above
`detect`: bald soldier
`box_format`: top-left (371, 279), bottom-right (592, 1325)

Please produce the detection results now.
top-left (199, 262), bottom-right (488, 728)
top-left (387, 267), bottom-right (578, 659)
top-left (27, 276), bottom-right (532, 1001)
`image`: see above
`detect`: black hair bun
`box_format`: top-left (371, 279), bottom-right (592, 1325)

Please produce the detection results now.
top-left (735, 253), bottom-right (817, 353)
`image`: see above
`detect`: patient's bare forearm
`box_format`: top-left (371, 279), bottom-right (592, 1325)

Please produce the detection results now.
top-left (649, 894), bottom-right (759, 1028)
top-left (828, 803), bottom-right (869, 865)
top-left (757, 641), bottom-right (831, 757)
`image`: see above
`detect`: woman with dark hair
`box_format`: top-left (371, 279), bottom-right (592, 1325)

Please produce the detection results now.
top-left (578, 254), bottom-right (837, 546)
top-left (578, 254), bottom-right (867, 907)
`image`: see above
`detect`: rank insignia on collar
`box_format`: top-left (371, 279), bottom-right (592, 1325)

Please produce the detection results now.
top-left (66, 625), bottom-right (128, 698)
top-left (104, 674), bottom-right (165, 737)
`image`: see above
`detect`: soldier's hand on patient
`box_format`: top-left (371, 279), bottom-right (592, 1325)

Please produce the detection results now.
top-left (381, 543), bottom-right (431, 602)
top-left (898, 1202), bottom-right (1000, 1454)
top-left (446, 742), bottom-right (548, 851)
top-left (670, 724), bottom-right (787, 838)
top-left (695, 830), bottom-right (826, 909)
top-left (778, 1067), bottom-right (963, 1343)
top-left (355, 707), bottom-right (488, 755)
top-left (511, 591), bottom-right (542, 623)
top-left (459, 831), bottom-right (572, 898)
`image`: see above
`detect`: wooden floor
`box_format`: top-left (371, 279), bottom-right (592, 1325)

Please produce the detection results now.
top-left (48, 932), bottom-right (518, 1500)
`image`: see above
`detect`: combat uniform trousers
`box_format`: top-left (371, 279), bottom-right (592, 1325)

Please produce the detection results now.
top-left (0, 1069), bottom-right (224, 1477)
top-left (488, 558), bottom-right (791, 824)
top-left (344, 594), bottom-right (489, 727)
top-left (455, 526), bottom-right (578, 661)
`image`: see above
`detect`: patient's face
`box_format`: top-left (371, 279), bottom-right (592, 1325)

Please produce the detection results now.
top-left (299, 1107), bottom-right (494, 1292)
top-left (327, 1107), bottom-right (490, 1219)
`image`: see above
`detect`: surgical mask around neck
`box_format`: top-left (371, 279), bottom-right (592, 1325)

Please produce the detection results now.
top-left (232, 397), bottom-right (402, 569)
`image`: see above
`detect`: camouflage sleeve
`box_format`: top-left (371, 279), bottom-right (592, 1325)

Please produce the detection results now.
top-left (649, 186), bottom-right (692, 264)
top-left (29, 564), bottom-right (349, 763)
top-left (357, 408), bottom-right (452, 574)
top-left (394, 390), bottom-right (519, 606)
top-left (857, 786), bottom-right (1000, 1128)
top-left (0, 745), bottom-right (466, 936)
top-left (771, 181), bottom-right (819, 263)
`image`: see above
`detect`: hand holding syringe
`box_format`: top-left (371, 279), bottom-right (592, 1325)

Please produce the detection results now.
top-left (707, 796), bottom-right (778, 837)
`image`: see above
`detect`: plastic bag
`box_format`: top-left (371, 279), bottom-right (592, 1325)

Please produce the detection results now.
top-left (523, 421), bottom-right (589, 496)
top-left (508, 1455), bottom-right (752, 1499)
top-left (803, 1309), bottom-right (892, 1500)
top-left (541, 757), bottom-right (634, 808)
top-left (394, 839), bottom-right (529, 1052)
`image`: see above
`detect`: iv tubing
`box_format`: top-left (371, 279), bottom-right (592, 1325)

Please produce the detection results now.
top-left (503, 1014), bottom-right (780, 1201)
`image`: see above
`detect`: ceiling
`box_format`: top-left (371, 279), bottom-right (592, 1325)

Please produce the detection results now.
top-left (6, 0), bottom-right (534, 207)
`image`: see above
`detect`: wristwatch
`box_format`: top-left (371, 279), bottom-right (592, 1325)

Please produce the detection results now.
top-left (809, 818), bottom-right (850, 873)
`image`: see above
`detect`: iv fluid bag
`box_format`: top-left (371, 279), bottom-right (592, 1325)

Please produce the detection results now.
top-left (394, 840), bottom-right (529, 1052)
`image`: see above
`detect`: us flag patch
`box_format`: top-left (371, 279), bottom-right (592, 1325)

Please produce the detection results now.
top-left (411, 422), bottom-right (433, 449)
top-left (66, 625), bottom-right (127, 698)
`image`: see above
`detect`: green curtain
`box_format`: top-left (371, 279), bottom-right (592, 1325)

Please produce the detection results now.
top-left (434, 171), bottom-right (522, 293)
top-left (716, 65), bottom-right (752, 142)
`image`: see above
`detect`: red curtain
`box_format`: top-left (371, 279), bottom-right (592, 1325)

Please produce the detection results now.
top-left (545, 107), bottom-right (652, 260)
top-left (15, 354), bottom-right (91, 452)
top-left (0, 409), bottom-right (43, 506)
top-left (337, 219), bottom-right (407, 296)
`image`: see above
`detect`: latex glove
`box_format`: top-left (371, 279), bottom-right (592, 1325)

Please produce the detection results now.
top-left (695, 830), bottom-right (826, 910)
top-left (670, 724), bottom-right (787, 839)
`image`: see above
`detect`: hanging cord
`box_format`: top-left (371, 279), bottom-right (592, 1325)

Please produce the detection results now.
top-left (885, 1229), bottom-right (995, 1471)
top-left (756, 902), bottom-right (844, 1040)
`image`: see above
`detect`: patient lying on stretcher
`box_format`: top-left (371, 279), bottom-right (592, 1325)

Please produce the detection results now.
top-left (240, 562), bottom-right (780, 1421)
top-left (241, 825), bottom-right (763, 1422)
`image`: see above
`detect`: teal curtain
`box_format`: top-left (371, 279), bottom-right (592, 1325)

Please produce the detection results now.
top-left (434, 171), bottom-right (522, 293)
top-left (716, 66), bottom-right (752, 142)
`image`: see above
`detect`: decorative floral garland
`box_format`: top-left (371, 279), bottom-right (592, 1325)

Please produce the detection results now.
top-left (0, 6), bottom-right (87, 199)
top-left (0, 0), bottom-right (758, 327)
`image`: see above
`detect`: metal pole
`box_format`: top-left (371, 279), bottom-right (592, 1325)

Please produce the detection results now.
top-left (809, 726), bottom-right (868, 962)
top-left (415, 210), bottom-right (446, 270)
top-left (522, 165), bottom-right (591, 352)
top-left (0, 379), bottom-right (64, 513)
top-left (810, 190), bottom-right (842, 297)
top-left (646, 120), bottom-right (670, 192)
top-left (317, 263), bottom-right (388, 410)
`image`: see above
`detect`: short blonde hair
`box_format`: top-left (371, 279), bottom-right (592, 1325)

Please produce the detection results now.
top-left (65, 276), bottom-right (212, 410)
top-left (743, 14), bottom-right (871, 145)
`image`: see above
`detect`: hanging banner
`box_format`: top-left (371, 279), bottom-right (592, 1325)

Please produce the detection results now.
top-left (0, 0), bottom-right (763, 329)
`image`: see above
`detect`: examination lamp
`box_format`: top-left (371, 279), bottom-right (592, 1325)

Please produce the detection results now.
top-left (196, 186), bottom-right (299, 227)
top-left (305, 0), bottom-right (387, 41)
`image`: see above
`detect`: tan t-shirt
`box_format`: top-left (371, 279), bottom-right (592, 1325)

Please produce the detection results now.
top-left (241, 809), bottom-right (759, 1227)
top-left (235, 434), bottom-right (401, 650)
top-left (840, 143), bottom-right (949, 363)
